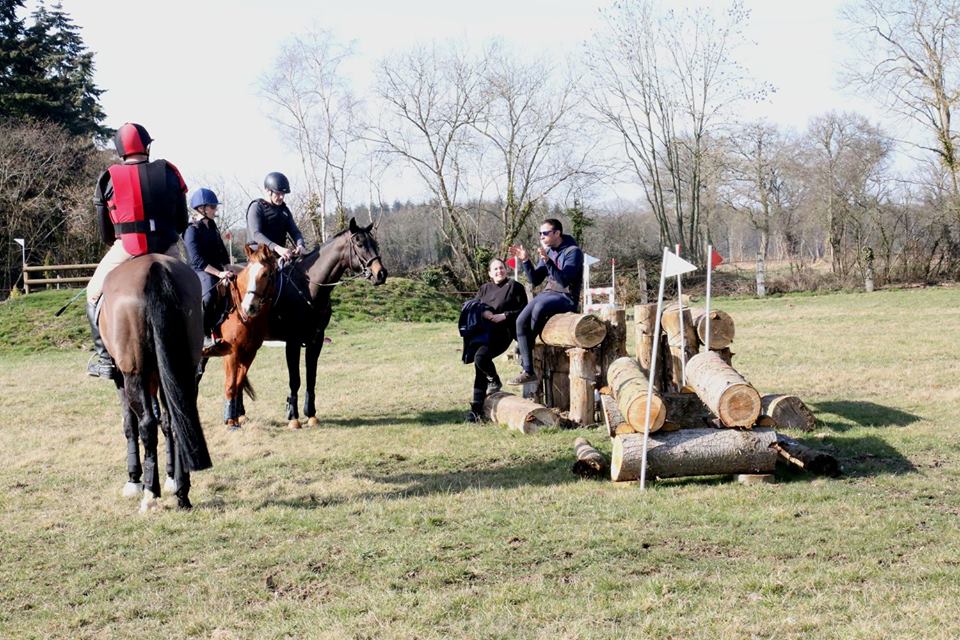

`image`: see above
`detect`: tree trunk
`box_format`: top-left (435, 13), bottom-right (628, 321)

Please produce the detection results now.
top-left (610, 427), bottom-right (778, 482)
top-left (540, 312), bottom-right (607, 348)
top-left (567, 347), bottom-right (596, 426)
top-left (599, 392), bottom-right (633, 437)
top-left (607, 357), bottom-right (666, 433)
top-left (596, 307), bottom-right (627, 388)
top-left (756, 251), bottom-right (766, 297)
top-left (690, 308), bottom-right (735, 349)
top-left (572, 437), bottom-right (608, 478)
top-left (773, 434), bottom-right (840, 477)
top-left (661, 303), bottom-right (698, 391)
top-left (685, 351), bottom-right (761, 427)
top-left (761, 394), bottom-right (816, 432)
top-left (637, 259), bottom-right (649, 304)
top-left (483, 392), bottom-right (557, 434)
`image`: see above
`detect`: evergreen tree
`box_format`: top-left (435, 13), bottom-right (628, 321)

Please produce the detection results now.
top-left (0, 0), bottom-right (107, 138)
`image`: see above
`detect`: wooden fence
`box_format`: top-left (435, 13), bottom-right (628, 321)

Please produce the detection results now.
top-left (22, 263), bottom-right (97, 294)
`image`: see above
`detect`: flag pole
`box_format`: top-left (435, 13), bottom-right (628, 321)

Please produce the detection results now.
top-left (705, 242), bottom-right (713, 352)
top-left (640, 247), bottom-right (669, 490)
top-left (675, 243), bottom-right (687, 388)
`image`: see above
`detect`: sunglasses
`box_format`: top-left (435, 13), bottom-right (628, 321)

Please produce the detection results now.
top-left (539, 229), bottom-right (556, 236)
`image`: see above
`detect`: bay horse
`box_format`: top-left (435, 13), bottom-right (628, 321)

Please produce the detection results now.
top-left (100, 254), bottom-right (212, 511)
top-left (199, 243), bottom-right (278, 429)
top-left (268, 217), bottom-right (387, 428)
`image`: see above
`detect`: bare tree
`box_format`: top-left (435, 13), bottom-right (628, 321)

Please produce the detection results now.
top-left (586, 0), bottom-right (768, 262)
top-left (802, 112), bottom-right (892, 278)
top-left (474, 46), bottom-right (600, 256)
top-left (259, 29), bottom-right (362, 241)
top-left (371, 43), bottom-right (488, 286)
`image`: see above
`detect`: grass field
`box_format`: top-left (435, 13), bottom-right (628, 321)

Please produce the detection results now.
top-left (1, 286), bottom-right (960, 638)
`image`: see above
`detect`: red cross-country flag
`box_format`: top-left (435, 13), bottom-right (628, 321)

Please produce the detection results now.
top-left (506, 256), bottom-right (517, 269)
top-left (709, 247), bottom-right (724, 271)
top-left (224, 231), bottom-right (232, 240)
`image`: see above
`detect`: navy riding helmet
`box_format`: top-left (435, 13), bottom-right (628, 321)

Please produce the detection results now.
top-left (264, 171), bottom-right (291, 194)
top-left (189, 188), bottom-right (221, 210)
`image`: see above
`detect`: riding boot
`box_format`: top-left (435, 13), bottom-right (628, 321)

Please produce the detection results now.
top-left (466, 389), bottom-right (485, 423)
top-left (86, 301), bottom-right (116, 379)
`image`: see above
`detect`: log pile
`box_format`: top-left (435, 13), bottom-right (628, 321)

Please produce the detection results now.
top-left (571, 300), bottom-right (833, 484)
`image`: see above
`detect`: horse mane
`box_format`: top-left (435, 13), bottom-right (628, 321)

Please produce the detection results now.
top-left (250, 243), bottom-right (278, 269)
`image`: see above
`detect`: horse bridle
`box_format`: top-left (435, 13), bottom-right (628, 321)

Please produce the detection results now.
top-left (348, 232), bottom-right (383, 280)
top-left (228, 266), bottom-right (276, 323)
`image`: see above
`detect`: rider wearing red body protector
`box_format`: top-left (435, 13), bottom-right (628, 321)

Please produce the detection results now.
top-left (85, 123), bottom-right (189, 379)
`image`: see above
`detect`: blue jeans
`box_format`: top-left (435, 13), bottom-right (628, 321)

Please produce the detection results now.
top-left (515, 292), bottom-right (576, 374)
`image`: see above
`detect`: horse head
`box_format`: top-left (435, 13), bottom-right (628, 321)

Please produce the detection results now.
top-left (346, 217), bottom-right (388, 285)
top-left (239, 243), bottom-right (279, 318)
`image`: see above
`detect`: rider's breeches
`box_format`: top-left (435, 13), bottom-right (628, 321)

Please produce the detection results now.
top-left (515, 291), bottom-right (576, 374)
top-left (86, 240), bottom-right (181, 304)
top-left (196, 270), bottom-right (219, 334)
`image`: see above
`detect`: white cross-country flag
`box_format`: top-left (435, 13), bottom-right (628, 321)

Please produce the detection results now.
top-left (14, 238), bottom-right (24, 248)
top-left (662, 249), bottom-right (696, 278)
top-left (583, 253), bottom-right (601, 267)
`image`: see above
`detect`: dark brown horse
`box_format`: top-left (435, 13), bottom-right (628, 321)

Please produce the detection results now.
top-left (100, 254), bottom-right (212, 511)
top-left (200, 243), bottom-right (278, 429)
top-left (268, 217), bottom-right (387, 428)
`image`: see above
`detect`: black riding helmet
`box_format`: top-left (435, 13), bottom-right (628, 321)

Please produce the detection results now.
top-left (264, 172), bottom-right (291, 194)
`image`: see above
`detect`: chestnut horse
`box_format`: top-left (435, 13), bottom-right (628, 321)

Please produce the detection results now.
top-left (200, 243), bottom-right (278, 429)
top-left (99, 254), bottom-right (212, 511)
top-left (268, 217), bottom-right (387, 428)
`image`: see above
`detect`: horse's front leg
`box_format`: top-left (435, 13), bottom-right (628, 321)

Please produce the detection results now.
top-left (285, 340), bottom-right (302, 429)
top-left (223, 352), bottom-right (241, 431)
top-left (303, 338), bottom-right (324, 427)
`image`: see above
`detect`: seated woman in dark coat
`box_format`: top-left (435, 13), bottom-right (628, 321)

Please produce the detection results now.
top-left (463, 258), bottom-right (528, 422)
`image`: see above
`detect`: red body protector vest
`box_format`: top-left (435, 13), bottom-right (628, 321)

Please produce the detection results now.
top-left (106, 160), bottom-right (186, 256)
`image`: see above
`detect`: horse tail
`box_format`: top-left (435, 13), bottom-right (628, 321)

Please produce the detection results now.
top-left (145, 261), bottom-right (212, 472)
top-left (239, 375), bottom-right (257, 401)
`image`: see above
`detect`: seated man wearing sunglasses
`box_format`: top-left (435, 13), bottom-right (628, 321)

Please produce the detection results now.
top-left (506, 218), bottom-right (584, 385)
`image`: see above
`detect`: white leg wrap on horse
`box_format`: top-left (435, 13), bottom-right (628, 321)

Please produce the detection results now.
top-left (140, 490), bottom-right (160, 513)
top-left (122, 481), bottom-right (143, 498)
top-left (164, 476), bottom-right (177, 492)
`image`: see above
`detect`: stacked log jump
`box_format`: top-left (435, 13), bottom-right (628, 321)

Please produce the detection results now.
top-left (583, 301), bottom-right (836, 483)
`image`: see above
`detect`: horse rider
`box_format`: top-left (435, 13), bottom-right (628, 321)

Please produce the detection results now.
top-left (246, 172), bottom-right (306, 262)
top-left (86, 122), bottom-right (189, 379)
top-left (183, 188), bottom-right (241, 350)
top-left (506, 217), bottom-right (584, 385)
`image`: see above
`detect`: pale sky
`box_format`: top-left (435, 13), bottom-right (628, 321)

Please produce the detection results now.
top-left (55, 0), bottom-right (883, 210)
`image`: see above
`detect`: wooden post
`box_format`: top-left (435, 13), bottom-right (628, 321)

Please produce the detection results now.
top-left (596, 307), bottom-right (627, 388)
top-left (661, 303), bottom-right (698, 391)
top-left (567, 347), bottom-right (596, 426)
top-left (634, 303), bottom-right (663, 391)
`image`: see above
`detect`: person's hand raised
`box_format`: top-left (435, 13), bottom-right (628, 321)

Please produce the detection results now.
top-left (508, 244), bottom-right (527, 262)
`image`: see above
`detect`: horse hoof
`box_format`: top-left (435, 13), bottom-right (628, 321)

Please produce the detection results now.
top-left (288, 419), bottom-right (301, 430)
top-left (307, 416), bottom-right (320, 428)
top-left (140, 490), bottom-right (160, 513)
top-left (164, 476), bottom-right (177, 492)
top-left (176, 496), bottom-right (193, 511)
top-left (238, 415), bottom-right (249, 425)
top-left (122, 481), bottom-right (143, 498)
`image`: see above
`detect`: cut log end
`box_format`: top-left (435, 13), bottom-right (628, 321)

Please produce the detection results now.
top-left (572, 437), bottom-right (608, 478)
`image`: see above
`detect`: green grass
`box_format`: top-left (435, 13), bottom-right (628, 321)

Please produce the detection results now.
top-left (1, 287), bottom-right (960, 638)
top-left (0, 278), bottom-right (459, 355)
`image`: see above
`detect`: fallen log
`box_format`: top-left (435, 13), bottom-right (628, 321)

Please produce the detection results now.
top-left (634, 303), bottom-right (666, 391)
top-left (600, 392), bottom-right (633, 437)
top-left (483, 392), bottom-right (557, 434)
top-left (607, 357), bottom-right (666, 432)
top-left (662, 391), bottom-right (714, 430)
top-left (761, 394), bottom-right (816, 432)
top-left (685, 351), bottom-right (761, 427)
top-left (572, 437), bottom-right (608, 478)
top-left (610, 427), bottom-right (778, 482)
top-left (691, 308), bottom-right (735, 349)
top-left (540, 312), bottom-right (607, 348)
top-left (773, 434), bottom-right (840, 477)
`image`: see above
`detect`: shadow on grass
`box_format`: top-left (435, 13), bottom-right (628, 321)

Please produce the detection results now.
top-left (811, 400), bottom-right (921, 431)
top-left (311, 409), bottom-right (466, 428)
top-left (256, 456), bottom-right (578, 510)
top-left (775, 434), bottom-right (916, 482)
